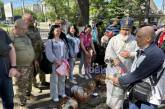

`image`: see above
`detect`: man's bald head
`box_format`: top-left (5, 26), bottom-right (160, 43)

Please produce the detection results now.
top-left (13, 19), bottom-right (27, 36)
top-left (22, 13), bottom-right (34, 27)
top-left (136, 26), bottom-right (156, 48)
top-left (22, 13), bottom-right (33, 20)
top-left (137, 26), bottom-right (155, 42)
top-left (14, 19), bottom-right (26, 28)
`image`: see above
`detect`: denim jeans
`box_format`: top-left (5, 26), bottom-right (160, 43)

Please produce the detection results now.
top-left (0, 78), bottom-right (14, 109)
top-left (129, 101), bottom-right (157, 109)
top-left (50, 72), bottom-right (66, 100)
top-left (79, 51), bottom-right (84, 74)
top-left (69, 58), bottom-right (76, 80)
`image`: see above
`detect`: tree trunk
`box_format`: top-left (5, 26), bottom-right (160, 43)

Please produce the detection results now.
top-left (77, 0), bottom-right (89, 26)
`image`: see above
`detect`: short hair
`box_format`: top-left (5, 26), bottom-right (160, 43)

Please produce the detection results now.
top-left (22, 13), bottom-right (33, 20)
top-left (137, 26), bottom-right (155, 43)
top-left (54, 19), bottom-right (65, 25)
top-left (14, 19), bottom-right (26, 29)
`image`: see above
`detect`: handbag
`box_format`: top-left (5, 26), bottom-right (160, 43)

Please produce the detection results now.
top-left (39, 40), bottom-right (53, 74)
top-left (128, 81), bottom-right (152, 102)
top-left (128, 66), bottom-right (165, 102)
top-left (56, 60), bottom-right (70, 76)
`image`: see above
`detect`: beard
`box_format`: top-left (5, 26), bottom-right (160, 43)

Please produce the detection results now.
top-left (120, 34), bottom-right (130, 41)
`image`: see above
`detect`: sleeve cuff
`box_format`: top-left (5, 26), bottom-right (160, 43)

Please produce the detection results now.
top-left (118, 76), bottom-right (130, 89)
top-left (129, 52), bottom-right (137, 57)
top-left (118, 76), bottom-right (125, 86)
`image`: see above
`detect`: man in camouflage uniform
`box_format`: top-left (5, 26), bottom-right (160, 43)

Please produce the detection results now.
top-left (11, 19), bottom-right (35, 107)
top-left (23, 13), bottom-right (48, 98)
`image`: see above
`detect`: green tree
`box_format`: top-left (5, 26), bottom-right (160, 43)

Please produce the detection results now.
top-left (13, 8), bottom-right (23, 16)
top-left (90, 0), bottom-right (146, 26)
top-left (36, 12), bottom-right (45, 22)
top-left (77, 0), bottom-right (89, 26)
top-left (43, 0), bottom-right (78, 24)
top-left (43, 0), bottom-right (147, 26)
top-left (0, 0), bottom-right (3, 7)
top-left (13, 8), bottom-right (37, 20)
top-left (0, 0), bottom-right (4, 19)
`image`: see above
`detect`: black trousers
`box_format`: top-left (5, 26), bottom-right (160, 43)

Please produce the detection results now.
top-left (0, 78), bottom-right (14, 109)
top-left (0, 57), bottom-right (14, 109)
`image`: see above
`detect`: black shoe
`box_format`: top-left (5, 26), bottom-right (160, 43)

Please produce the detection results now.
top-left (33, 83), bottom-right (38, 87)
top-left (41, 82), bottom-right (50, 86)
top-left (26, 95), bottom-right (30, 100)
top-left (105, 105), bottom-right (111, 109)
top-left (26, 94), bottom-right (37, 101)
top-left (35, 83), bottom-right (46, 88)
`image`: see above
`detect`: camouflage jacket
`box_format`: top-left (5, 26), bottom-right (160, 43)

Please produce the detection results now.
top-left (26, 26), bottom-right (42, 60)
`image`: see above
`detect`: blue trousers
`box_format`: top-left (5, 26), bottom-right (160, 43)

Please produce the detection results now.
top-left (69, 58), bottom-right (76, 80)
top-left (50, 72), bottom-right (66, 100)
top-left (129, 101), bottom-right (157, 109)
top-left (79, 51), bottom-right (84, 74)
top-left (0, 78), bottom-right (14, 109)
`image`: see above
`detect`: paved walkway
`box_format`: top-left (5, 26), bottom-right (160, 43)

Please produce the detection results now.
top-left (0, 62), bottom-right (80, 109)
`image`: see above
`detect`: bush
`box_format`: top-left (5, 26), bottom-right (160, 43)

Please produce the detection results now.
top-left (0, 23), bottom-right (8, 27)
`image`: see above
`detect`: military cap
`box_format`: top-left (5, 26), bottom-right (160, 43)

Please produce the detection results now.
top-left (120, 17), bottom-right (134, 29)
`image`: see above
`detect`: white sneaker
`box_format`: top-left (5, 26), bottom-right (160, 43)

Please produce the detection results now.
top-left (61, 94), bottom-right (67, 98)
top-left (53, 98), bottom-right (59, 102)
top-left (20, 106), bottom-right (27, 109)
top-left (70, 80), bottom-right (77, 84)
top-left (92, 92), bottom-right (98, 97)
top-left (85, 74), bottom-right (89, 79)
top-left (78, 74), bottom-right (84, 78)
top-left (73, 77), bottom-right (76, 80)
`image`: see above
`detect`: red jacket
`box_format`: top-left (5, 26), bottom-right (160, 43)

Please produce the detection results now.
top-left (158, 31), bottom-right (165, 47)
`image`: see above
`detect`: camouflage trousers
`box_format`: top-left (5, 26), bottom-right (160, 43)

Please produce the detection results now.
top-left (15, 66), bottom-right (33, 105)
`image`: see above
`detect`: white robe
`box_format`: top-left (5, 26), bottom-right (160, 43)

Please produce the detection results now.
top-left (105, 34), bottom-right (138, 109)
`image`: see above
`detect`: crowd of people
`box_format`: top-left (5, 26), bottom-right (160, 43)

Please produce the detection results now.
top-left (0, 12), bottom-right (165, 109)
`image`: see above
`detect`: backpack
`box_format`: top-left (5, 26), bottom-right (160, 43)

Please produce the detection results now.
top-left (39, 40), bottom-right (53, 74)
top-left (128, 60), bottom-right (165, 104)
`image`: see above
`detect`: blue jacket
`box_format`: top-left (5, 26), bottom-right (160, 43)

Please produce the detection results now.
top-left (119, 43), bottom-right (165, 85)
